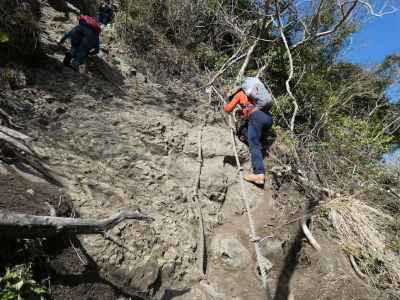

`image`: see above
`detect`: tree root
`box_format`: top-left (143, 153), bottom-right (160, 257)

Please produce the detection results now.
top-left (301, 219), bottom-right (321, 251)
top-left (349, 255), bottom-right (368, 280)
top-left (0, 125), bottom-right (32, 143)
top-left (0, 131), bottom-right (33, 156)
top-left (0, 210), bottom-right (153, 239)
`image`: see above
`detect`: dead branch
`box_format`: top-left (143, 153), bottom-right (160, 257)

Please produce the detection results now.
top-left (301, 219), bottom-right (321, 251)
top-left (0, 108), bottom-right (21, 129)
top-left (292, 0), bottom-right (360, 49)
top-left (234, 38), bottom-right (259, 89)
top-left (0, 131), bottom-right (33, 155)
top-left (196, 49), bottom-right (247, 91)
top-left (0, 210), bottom-right (153, 239)
top-left (274, 0), bottom-right (299, 132)
top-left (349, 255), bottom-right (368, 280)
top-left (0, 125), bottom-right (32, 143)
top-left (359, 0), bottom-right (397, 17)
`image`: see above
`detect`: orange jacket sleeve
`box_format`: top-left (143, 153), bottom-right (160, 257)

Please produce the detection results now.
top-left (224, 91), bottom-right (247, 112)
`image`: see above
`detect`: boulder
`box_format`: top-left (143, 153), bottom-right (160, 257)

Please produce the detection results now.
top-left (210, 233), bottom-right (251, 270)
top-left (200, 157), bottom-right (228, 203)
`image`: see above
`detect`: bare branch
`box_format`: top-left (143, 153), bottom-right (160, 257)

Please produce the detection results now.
top-left (292, 0), bottom-right (360, 49)
top-left (0, 131), bottom-right (33, 156)
top-left (0, 210), bottom-right (153, 238)
top-left (196, 47), bottom-right (246, 91)
top-left (274, 0), bottom-right (299, 132)
top-left (359, 0), bottom-right (398, 17)
top-left (234, 38), bottom-right (259, 88)
top-left (0, 125), bottom-right (32, 143)
top-left (301, 219), bottom-right (321, 251)
top-left (313, 0), bottom-right (359, 38)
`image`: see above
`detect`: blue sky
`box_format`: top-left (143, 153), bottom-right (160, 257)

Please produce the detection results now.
top-left (340, 6), bottom-right (400, 102)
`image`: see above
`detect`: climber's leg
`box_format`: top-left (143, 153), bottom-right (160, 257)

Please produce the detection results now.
top-left (238, 122), bottom-right (249, 146)
top-left (244, 111), bottom-right (273, 185)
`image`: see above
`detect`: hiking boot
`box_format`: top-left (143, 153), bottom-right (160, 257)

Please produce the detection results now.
top-left (63, 52), bottom-right (72, 67)
top-left (243, 173), bottom-right (265, 185)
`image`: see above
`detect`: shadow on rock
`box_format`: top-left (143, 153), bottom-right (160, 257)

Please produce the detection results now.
top-left (41, 235), bottom-right (145, 300)
top-left (273, 198), bottom-right (319, 300)
top-left (31, 46), bottom-right (127, 103)
top-left (161, 288), bottom-right (191, 300)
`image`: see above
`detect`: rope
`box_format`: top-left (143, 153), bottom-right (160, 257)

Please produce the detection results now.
top-left (212, 87), bottom-right (270, 293)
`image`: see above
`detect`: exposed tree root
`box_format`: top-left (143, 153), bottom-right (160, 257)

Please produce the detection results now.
top-left (349, 255), bottom-right (368, 280)
top-left (0, 210), bottom-right (153, 239)
top-left (0, 124), bottom-right (62, 186)
top-left (0, 125), bottom-right (32, 143)
top-left (301, 219), bottom-right (321, 251)
top-left (0, 131), bottom-right (33, 156)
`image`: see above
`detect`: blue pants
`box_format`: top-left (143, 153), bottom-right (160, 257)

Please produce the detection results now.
top-left (70, 46), bottom-right (89, 65)
top-left (69, 25), bottom-right (99, 66)
top-left (240, 111), bottom-right (273, 174)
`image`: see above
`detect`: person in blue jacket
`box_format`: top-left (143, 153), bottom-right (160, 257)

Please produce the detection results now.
top-left (58, 16), bottom-right (101, 71)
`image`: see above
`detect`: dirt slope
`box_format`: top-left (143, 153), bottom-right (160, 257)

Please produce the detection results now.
top-left (1, 3), bottom-right (390, 300)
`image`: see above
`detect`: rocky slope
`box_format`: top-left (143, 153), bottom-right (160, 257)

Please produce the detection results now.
top-left (1, 3), bottom-right (390, 300)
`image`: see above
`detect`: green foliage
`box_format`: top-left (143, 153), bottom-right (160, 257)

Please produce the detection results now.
top-left (342, 243), bottom-right (362, 257)
top-left (0, 265), bottom-right (47, 300)
top-left (0, 32), bottom-right (9, 43)
top-left (390, 240), bottom-right (400, 253)
top-left (0, 0), bottom-right (42, 57)
top-left (343, 243), bottom-right (385, 276)
top-left (328, 115), bottom-right (392, 160)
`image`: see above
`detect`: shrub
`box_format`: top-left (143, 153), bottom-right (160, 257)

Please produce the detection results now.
top-left (0, 264), bottom-right (47, 300)
top-left (0, 0), bottom-right (42, 59)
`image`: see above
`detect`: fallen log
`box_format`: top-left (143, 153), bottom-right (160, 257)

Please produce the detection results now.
top-left (0, 210), bottom-right (153, 239)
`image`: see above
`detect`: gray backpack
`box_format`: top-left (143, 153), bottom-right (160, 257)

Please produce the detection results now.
top-left (241, 77), bottom-right (273, 110)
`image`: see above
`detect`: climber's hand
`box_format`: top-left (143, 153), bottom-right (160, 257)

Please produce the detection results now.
top-left (88, 50), bottom-right (98, 57)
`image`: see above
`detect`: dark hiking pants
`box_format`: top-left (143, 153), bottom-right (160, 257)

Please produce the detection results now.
top-left (239, 111), bottom-right (273, 174)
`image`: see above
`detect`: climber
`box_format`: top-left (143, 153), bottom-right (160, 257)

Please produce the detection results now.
top-left (97, 1), bottom-right (114, 26)
top-left (224, 77), bottom-right (273, 186)
top-left (58, 15), bottom-right (101, 71)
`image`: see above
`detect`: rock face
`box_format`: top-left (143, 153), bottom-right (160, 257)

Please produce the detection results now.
top-left (210, 233), bottom-right (252, 270)
top-left (3, 3), bottom-right (384, 300)
top-left (18, 4), bottom-right (272, 299)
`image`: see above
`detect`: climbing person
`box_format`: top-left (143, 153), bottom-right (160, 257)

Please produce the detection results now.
top-left (58, 15), bottom-right (101, 72)
top-left (97, 0), bottom-right (114, 26)
top-left (224, 77), bottom-right (273, 186)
